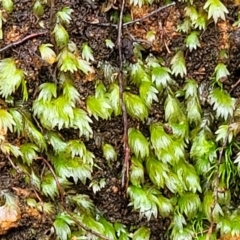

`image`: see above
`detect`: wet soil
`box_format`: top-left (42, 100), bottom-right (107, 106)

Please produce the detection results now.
top-left (1, 0), bottom-right (240, 239)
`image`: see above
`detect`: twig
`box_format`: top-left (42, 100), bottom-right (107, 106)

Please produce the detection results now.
top-left (86, 2), bottom-right (175, 29)
top-left (65, 208), bottom-right (112, 240)
top-left (230, 78), bottom-right (240, 93)
top-left (206, 110), bottom-right (237, 239)
top-left (117, 0), bottom-right (130, 189)
top-left (123, 2), bottom-right (175, 27)
top-left (206, 135), bottom-right (228, 239)
top-left (6, 155), bottom-right (20, 173)
top-left (36, 156), bottom-right (65, 208)
top-left (0, 31), bottom-right (48, 53)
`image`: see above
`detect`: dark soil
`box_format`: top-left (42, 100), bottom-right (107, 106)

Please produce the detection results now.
top-left (1, 0), bottom-right (240, 239)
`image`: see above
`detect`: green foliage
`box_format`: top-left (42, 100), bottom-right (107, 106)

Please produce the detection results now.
top-left (0, 109), bottom-right (15, 132)
top-left (146, 156), bottom-right (169, 188)
top-left (89, 178), bottom-right (106, 194)
top-left (108, 83), bottom-right (121, 116)
top-left (20, 143), bottom-right (39, 166)
top-left (132, 227), bottom-right (150, 240)
top-left (33, 78), bottom-right (93, 138)
top-left (184, 79), bottom-right (202, 125)
top-left (33, 0), bottom-right (45, 17)
top-left (123, 92), bottom-right (148, 121)
top-left (87, 96), bottom-right (112, 120)
top-left (57, 47), bottom-right (79, 73)
top-left (203, 191), bottom-right (223, 221)
top-left (150, 122), bottom-right (185, 164)
top-left (102, 143), bottom-right (117, 167)
top-left (165, 93), bottom-right (186, 123)
top-left (2, 0), bottom-right (14, 13)
top-left (170, 50), bottom-right (187, 78)
top-left (178, 193), bottom-right (201, 220)
top-left (105, 39), bottom-right (115, 49)
top-left (2, 1), bottom-right (239, 239)
top-left (139, 81), bottom-right (158, 108)
top-left (130, 156), bottom-right (144, 186)
top-left (152, 65), bottom-right (172, 90)
top-left (213, 63), bottom-right (230, 84)
top-left (39, 43), bottom-right (56, 65)
top-left (204, 0), bottom-right (228, 23)
top-left (128, 128), bottom-right (149, 159)
top-left (0, 58), bottom-right (27, 100)
top-left (53, 24), bottom-right (69, 49)
top-left (51, 152), bottom-right (93, 185)
top-left (146, 30), bottom-right (156, 42)
top-left (56, 7), bottom-right (73, 25)
top-left (185, 31), bottom-right (201, 52)
top-left (130, 60), bottom-right (150, 86)
top-left (82, 43), bottom-right (94, 62)
top-left (54, 213), bottom-right (75, 240)
top-left (209, 88), bottom-right (235, 120)
top-left (128, 184), bottom-right (173, 220)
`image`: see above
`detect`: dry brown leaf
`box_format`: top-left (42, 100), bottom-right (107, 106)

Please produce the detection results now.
top-left (0, 198), bottom-right (21, 235)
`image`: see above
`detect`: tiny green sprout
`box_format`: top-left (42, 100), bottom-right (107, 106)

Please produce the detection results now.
top-left (164, 172), bottom-right (183, 194)
top-left (178, 193), bottom-right (201, 220)
top-left (132, 227), bottom-right (150, 240)
top-left (20, 143), bottom-right (39, 166)
top-left (114, 222), bottom-right (129, 239)
top-left (203, 191), bottom-right (223, 221)
top-left (57, 7), bottom-right (73, 25)
top-left (185, 31), bottom-right (201, 52)
top-left (81, 43), bottom-right (94, 62)
top-left (26, 198), bottom-right (37, 208)
top-left (171, 227), bottom-right (195, 240)
top-left (86, 96), bottom-right (112, 120)
top-left (2, 0), bottom-right (14, 14)
top-left (1, 141), bottom-right (22, 157)
top-left (53, 24), bottom-right (69, 49)
top-left (127, 185), bottom-right (158, 220)
top-left (33, 0), bottom-right (45, 17)
top-left (130, 60), bottom-right (150, 86)
top-left (0, 109), bottom-right (15, 132)
top-left (105, 39), bottom-right (115, 49)
top-left (157, 195), bottom-right (173, 217)
top-left (209, 88), bottom-right (236, 120)
top-left (53, 213), bottom-right (75, 240)
top-left (39, 44), bottom-right (56, 65)
top-left (108, 83), bottom-right (121, 116)
top-left (128, 128), bottom-right (149, 159)
top-left (185, 6), bottom-right (198, 22)
top-left (77, 58), bottom-right (95, 74)
top-left (146, 156), bottom-right (169, 188)
top-left (123, 92), bottom-right (148, 121)
top-left (130, 156), bottom-right (144, 186)
top-left (89, 179), bottom-right (106, 194)
top-left (164, 94), bottom-right (185, 123)
top-left (204, 0), bottom-right (228, 23)
top-left (177, 18), bottom-right (191, 33)
top-left (170, 50), bottom-right (187, 78)
top-left (192, 11), bottom-right (208, 30)
top-left (215, 124), bottom-right (233, 143)
top-left (102, 143), bottom-right (117, 167)
top-left (0, 58), bottom-right (27, 99)
top-left (152, 66), bottom-right (172, 89)
top-left (213, 63), bottom-right (230, 83)
top-left (57, 48), bottom-right (79, 72)
top-left (146, 30), bottom-right (156, 42)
